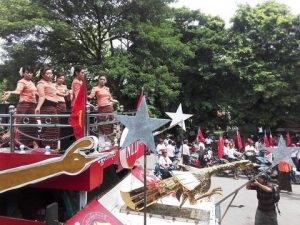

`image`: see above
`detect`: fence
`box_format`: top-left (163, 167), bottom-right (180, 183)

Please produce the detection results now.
top-left (0, 105), bottom-right (134, 152)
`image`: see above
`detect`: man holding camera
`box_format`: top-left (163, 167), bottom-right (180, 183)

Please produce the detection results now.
top-left (246, 174), bottom-right (278, 225)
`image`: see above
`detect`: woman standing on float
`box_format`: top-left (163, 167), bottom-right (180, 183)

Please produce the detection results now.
top-left (70, 66), bottom-right (85, 108)
top-left (35, 66), bottom-right (59, 151)
top-left (2, 66), bottom-right (39, 149)
top-left (88, 75), bottom-right (117, 136)
top-left (55, 72), bottom-right (70, 112)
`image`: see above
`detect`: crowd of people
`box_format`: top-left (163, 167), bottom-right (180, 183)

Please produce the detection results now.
top-left (0, 65), bottom-right (117, 151)
top-left (154, 133), bottom-right (300, 180)
top-left (154, 134), bottom-right (299, 225)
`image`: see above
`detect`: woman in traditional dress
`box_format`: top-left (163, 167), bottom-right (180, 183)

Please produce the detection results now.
top-left (88, 75), bottom-right (118, 136)
top-left (55, 72), bottom-right (69, 113)
top-left (35, 66), bottom-right (59, 150)
top-left (2, 66), bottom-right (39, 149)
top-left (70, 66), bottom-right (85, 108)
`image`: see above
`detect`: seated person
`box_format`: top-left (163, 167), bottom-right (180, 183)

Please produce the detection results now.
top-left (158, 149), bottom-right (174, 179)
top-left (224, 142), bottom-right (242, 179)
top-left (224, 142), bottom-right (242, 160)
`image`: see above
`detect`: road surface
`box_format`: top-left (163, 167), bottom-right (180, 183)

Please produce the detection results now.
top-left (137, 154), bottom-right (300, 225)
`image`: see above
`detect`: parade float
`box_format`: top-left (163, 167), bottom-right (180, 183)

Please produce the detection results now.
top-left (0, 95), bottom-right (219, 225)
top-left (0, 95), bottom-right (297, 225)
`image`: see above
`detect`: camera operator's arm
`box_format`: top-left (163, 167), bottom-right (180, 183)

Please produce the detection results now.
top-left (247, 180), bottom-right (272, 192)
top-left (246, 180), bottom-right (254, 189)
top-left (255, 181), bottom-right (272, 192)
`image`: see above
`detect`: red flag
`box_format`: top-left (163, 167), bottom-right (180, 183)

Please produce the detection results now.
top-left (136, 88), bottom-right (144, 109)
top-left (236, 130), bottom-right (243, 151)
top-left (69, 80), bottom-right (85, 140)
top-left (286, 132), bottom-right (292, 147)
top-left (269, 132), bottom-right (273, 147)
top-left (264, 131), bottom-right (270, 147)
top-left (217, 136), bottom-right (224, 158)
top-left (196, 127), bottom-right (205, 142)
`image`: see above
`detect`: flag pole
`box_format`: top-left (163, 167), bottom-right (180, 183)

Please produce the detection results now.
top-left (83, 74), bottom-right (88, 137)
top-left (137, 88), bottom-right (147, 225)
top-left (143, 143), bottom-right (147, 225)
top-left (140, 88), bottom-right (147, 225)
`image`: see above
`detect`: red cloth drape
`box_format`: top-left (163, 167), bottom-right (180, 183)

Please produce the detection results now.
top-left (69, 80), bottom-right (85, 140)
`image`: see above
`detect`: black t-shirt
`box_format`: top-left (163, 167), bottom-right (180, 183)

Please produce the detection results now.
top-left (252, 185), bottom-right (275, 211)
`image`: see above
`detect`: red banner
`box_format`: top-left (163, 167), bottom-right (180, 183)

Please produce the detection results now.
top-left (131, 166), bottom-right (159, 185)
top-left (66, 200), bottom-right (123, 225)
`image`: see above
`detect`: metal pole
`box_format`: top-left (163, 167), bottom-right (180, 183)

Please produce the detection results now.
top-left (9, 105), bottom-right (15, 152)
top-left (83, 77), bottom-right (87, 137)
top-left (86, 104), bottom-right (90, 136)
top-left (220, 191), bottom-right (238, 222)
top-left (215, 203), bottom-right (221, 225)
top-left (143, 144), bottom-right (147, 225)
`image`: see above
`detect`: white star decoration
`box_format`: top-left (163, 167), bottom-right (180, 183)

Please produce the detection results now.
top-left (262, 135), bottom-right (300, 166)
top-left (165, 103), bottom-right (193, 131)
top-left (116, 96), bottom-right (170, 151)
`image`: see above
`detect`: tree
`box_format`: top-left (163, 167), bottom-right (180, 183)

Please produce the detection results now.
top-left (171, 8), bottom-right (236, 129)
top-left (0, 0), bottom-right (189, 114)
top-left (229, 0), bottom-right (300, 127)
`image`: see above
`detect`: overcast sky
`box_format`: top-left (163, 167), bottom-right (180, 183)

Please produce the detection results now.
top-left (170, 0), bottom-right (300, 25)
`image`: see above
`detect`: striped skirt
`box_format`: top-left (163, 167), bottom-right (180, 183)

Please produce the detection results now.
top-left (57, 102), bottom-right (67, 113)
top-left (15, 102), bottom-right (38, 148)
top-left (40, 105), bottom-right (59, 149)
top-left (98, 105), bottom-right (113, 136)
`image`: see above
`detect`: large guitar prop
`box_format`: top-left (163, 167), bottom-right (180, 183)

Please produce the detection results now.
top-left (0, 136), bottom-right (111, 194)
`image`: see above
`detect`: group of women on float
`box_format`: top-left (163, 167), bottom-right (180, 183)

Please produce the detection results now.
top-left (2, 65), bottom-right (116, 151)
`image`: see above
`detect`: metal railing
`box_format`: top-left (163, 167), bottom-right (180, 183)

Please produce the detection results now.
top-left (0, 105), bottom-right (135, 153)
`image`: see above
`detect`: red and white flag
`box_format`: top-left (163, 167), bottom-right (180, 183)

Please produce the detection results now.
top-left (69, 80), bottom-right (85, 140)
top-left (264, 131), bottom-right (270, 147)
top-left (286, 132), bottom-right (292, 147)
top-left (136, 87), bottom-right (144, 109)
top-left (236, 130), bottom-right (243, 151)
top-left (269, 132), bottom-right (273, 147)
top-left (217, 136), bottom-right (224, 159)
top-left (196, 127), bottom-right (205, 142)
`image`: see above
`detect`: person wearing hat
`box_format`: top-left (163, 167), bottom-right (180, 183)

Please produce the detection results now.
top-left (158, 149), bottom-right (173, 179)
top-left (246, 174), bottom-right (278, 225)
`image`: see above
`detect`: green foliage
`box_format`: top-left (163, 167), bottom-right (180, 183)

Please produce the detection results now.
top-left (0, 0), bottom-right (300, 132)
top-left (0, 79), bottom-right (8, 103)
top-left (229, 0), bottom-right (300, 127)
